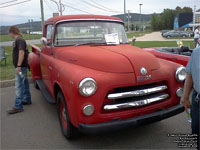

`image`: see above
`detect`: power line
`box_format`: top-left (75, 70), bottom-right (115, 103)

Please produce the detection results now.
top-left (48, 0), bottom-right (58, 11)
top-left (70, 0), bottom-right (99, 13)
top-left (44, 0), bottom-right (56, 12)
top-left (80, 0), bottom-right (121, 13)
top-left (61, 1), bottom-right (92, 14)
top-left (0, 0), bottom-right (17, 5)
top-left (49, 0), bottom-right (65, 15)
top-left (0, 0), bottom-right (31, 8)
top-left (90, 0), bottom-right (122, 13)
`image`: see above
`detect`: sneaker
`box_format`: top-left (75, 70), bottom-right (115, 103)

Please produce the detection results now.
top-left (22, 102), bottom-right (32, 105)
top-left (7, 108), bottom-right (24, 114)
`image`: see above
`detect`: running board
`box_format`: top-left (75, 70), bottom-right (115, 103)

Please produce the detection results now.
top-left (36, 79), bottom-right (56, 104)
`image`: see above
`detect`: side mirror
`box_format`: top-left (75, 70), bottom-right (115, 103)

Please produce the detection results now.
top-left (40, 37), bottom-right (47, 46)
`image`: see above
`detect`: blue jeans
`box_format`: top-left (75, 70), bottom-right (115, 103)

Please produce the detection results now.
top-left (14, 67), bottom-right (31, 109)
top-left (191, 90), bottom-right (200, 149)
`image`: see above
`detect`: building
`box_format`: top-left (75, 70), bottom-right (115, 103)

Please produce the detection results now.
top-left (174, 9), bottom-right (200, 30)
top-left (174, 12), bottom-right (193, 29)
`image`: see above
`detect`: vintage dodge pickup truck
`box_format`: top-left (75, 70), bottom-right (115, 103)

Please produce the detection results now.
top-left (29, 15), bottom-right (186, 139)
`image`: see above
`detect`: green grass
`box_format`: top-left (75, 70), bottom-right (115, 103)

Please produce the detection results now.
top-left (0, 41), bottom-right (194, 81)
top-left (126, 30), bottom-right (152, 39)
top-left (133, 41), bottom-right (194, 49)
top-left (0, 45), bottom-right (40, 81)
top-left (0, 34), bottom-right (42, 42)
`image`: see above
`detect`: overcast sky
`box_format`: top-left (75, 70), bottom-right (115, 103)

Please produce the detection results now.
top-left (0, 0), bottom-right (199, 26)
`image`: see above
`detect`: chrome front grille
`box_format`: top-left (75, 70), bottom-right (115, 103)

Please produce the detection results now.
top-left (107, 85), bottom-right (167, 100)
top-left (103, 82), bottom-right (169, 111)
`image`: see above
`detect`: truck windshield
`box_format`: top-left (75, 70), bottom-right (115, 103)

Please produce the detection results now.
top-left (54, 21), bottom-right (128, 46)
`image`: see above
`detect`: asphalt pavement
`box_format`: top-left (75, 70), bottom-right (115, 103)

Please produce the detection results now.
top-left (0, 85), bottom-right (196, 149)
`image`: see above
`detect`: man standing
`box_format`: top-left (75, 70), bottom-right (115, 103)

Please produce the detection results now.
top-left (183, 47), bottom-right (200, 149)
top-left (7, 26), bottom-right (32, 114)
top-left (194, 26), bottom-right (200, 48)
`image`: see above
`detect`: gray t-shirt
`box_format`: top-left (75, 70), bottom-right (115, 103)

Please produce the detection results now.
top-left (186, 47), bottom-right (200, 93)
top-left (194, 29), bottom-right (199, 39)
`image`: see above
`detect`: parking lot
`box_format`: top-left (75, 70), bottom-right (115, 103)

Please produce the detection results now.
top-left (0, 85), bottom-right (195, 149)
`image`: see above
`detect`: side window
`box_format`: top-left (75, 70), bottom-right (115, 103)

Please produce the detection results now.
top-left (46, 25), bottom-right (53, 40)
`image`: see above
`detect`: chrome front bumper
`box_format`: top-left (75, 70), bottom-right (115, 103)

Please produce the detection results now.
top-left (79, 104), bottom-right (185, 134)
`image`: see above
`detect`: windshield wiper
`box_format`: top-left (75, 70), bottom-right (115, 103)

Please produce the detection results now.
top-left (74, 42), bottom-right (107, 47)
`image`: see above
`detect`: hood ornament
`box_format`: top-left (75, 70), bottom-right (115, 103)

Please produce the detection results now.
top-left (140, 67), bottom-right (147, 75)
top-left (137, 67), bottom-right (151, 81)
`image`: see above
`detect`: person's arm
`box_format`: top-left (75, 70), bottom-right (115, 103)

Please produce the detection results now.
top-left (183, 73), bottom-right (193, 113)
top-left (17, 50), bottom-right (25, 67)
top-left (16, 50), bottom-right (25, 74)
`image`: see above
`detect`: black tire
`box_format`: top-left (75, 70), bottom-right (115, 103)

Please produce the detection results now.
top-left (166, 35), bottom-right (171, 39)
top-left (57, 91), bottom-right (79, 139)
top-left (33, 80), bottom-right (39, 90)
top-left (182, 35), bottom-right (186, 38)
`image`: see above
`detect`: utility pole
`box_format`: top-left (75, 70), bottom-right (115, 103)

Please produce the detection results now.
top-left (127, 10), bottom-right (131, 32)
top-left (28, 19), bottom-right (34, 39)
top-left (59, 0), bottom-right (62, 16)
top-left (124, 0), bottom-right (126, 23)
top-left (193, 5), bottom-right (196, 31)
top-left (40, 0), bottom-right (45, 32)
top-left (139, 4), bottom-right (143, 31)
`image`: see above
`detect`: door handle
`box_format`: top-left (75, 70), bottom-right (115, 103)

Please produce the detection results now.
top-left (49, 66), bottom-right (52, 70)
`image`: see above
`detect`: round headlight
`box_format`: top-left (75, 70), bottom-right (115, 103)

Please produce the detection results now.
top-left (79, 78), bottom-right (97, 97)
top-left (83, 105), bottom-right (94, 116)
top-left (175, 66), bottom-right (186, 82)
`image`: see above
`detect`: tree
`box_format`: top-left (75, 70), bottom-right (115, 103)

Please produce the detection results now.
top-left (151, 13), bottom-right (162, 30)
top-left (161, 9), bottom-right (176, 29)
top-left (131, 24), bottom-right (135, 31)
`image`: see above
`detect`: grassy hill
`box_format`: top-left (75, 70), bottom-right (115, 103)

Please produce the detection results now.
top-left (113, 13), bottom-right (152, 22)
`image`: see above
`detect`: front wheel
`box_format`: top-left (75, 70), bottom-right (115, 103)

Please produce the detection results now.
top-left (57, 91), bottom-right (79, 139)
top-left (166, 35), bottom-right (171, 39)
top-left (33, 80), bottom-right (39, 90)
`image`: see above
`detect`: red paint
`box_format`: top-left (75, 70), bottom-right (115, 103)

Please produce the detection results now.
top-left (29, 15), bottom-right (184, 130)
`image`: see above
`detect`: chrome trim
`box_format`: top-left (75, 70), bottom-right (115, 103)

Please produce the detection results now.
top-left (83, 104), bottom-right (94, 116)
top-left (175, 66), bottom-right (186, 82)
top-left (79, 77), bottom-right (97, 97)
top-left (140, 67), bottom-right (147, 75)
top-left (176, 88), bottom-right (183, 97)
top-left (107, 85), bottom-right (167, 100)
top-left (56, 19), bottom-right (124, 25)
top-left (104, 94), bottom-right (169, 110)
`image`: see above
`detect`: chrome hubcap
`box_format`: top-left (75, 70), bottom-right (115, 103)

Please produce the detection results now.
top-left (62, 108), bottom-right (67, 121)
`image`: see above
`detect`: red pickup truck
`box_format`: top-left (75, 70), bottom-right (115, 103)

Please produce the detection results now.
top-left (29, 15), bottom-right (186, 139)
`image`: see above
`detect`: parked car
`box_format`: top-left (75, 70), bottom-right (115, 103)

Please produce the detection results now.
top-left (29, 15), bottom-right (185, 139)
top-left (161, 30), bottom-right (170, 36)
top-left (163, 30), bottom-right (190, 38)
top-left (186, 30), bottom-right (194, 37)
top-left (143, 46), bottom-right (191, 66)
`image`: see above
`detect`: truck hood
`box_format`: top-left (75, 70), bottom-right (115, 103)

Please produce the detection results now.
top-left (56, 44), bottom-right (160, 73)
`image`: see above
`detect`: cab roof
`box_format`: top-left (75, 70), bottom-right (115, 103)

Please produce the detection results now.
top-left (45, 15), bottom-right (123, 25)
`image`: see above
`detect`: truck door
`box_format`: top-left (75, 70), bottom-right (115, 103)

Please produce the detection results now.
top-left (40, 24), bottom-right (54, 93)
